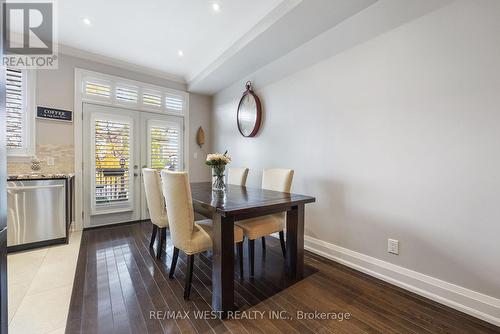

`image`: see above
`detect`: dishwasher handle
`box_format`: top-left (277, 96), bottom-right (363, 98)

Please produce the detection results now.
top-left (7, 184), bottom-right (65, 191)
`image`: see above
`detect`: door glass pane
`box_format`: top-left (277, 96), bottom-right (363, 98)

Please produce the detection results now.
top-left (95, 119), bottom-right (131, 206)
top-left (149, 123), bottom-right (181, 170)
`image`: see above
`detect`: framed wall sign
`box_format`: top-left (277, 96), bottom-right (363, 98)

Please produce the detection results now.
top-left (36, 106), bottom-right (73, 122)
top-left (237, 81), bottom-right (262, 137)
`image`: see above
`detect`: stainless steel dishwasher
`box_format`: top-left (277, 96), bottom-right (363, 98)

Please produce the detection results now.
top-left (7, 179), bottom-right (67, 249)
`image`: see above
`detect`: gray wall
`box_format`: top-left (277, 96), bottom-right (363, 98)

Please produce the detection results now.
top-left (188, 94), bottom-right (212, 182)
top-left (212, 0), bottom-right (500, 299)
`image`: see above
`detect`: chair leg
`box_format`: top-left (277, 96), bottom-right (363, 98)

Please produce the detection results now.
top-left (149, 225), bottom-right (157, 248)
top-left (279, 231), bottom-right (286, 258)
top-left (169, 247), bottom-right (179, 278)
top-left (156, 228), bottom-right (166, 259)
top-left (162, 227), bottom-right (167, 249)
top-left (261, 236), bottom-right (266, 252)
top-left (184, 254), bottom-right (195, 300)
top-left (248, 239), bottom-right (255, 277)
top-left (236, 242), bottom-right (244, 279)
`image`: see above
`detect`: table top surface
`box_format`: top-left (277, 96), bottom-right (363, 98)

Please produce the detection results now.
top-left (190, 182), bottom-right (315, 217)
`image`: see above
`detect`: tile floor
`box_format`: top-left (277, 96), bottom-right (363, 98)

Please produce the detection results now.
top-left (7, 229), bottom-right (82, 334)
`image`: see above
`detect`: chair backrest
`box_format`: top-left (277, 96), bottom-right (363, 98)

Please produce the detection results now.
top-left (160, 170), bottom-right (195, 248)
top-left (142, 169), bottom-right (168, 227)
top-left (227, 167), bottom-right (249, 186)
top-left (262, 168), bottom-right (294, 193)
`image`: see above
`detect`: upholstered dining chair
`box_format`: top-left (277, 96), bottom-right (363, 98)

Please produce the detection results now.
top-left (227, 167), bottom-right (249, 186)
top-left (161, 170), bottom-right (245, 300)
top-left (235, 168), bottom-right (293, 276)
top-left (142, 168), bottom-right (169, 259)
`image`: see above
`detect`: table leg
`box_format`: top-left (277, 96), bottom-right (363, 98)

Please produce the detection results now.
top-left (211, 213), bottom-right (235, 315)
top-left (286, 204), bottom-right (305, 279)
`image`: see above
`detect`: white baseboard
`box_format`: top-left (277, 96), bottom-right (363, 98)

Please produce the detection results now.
top-left (303, 235), bottom-right (500, 327)
top-left (270, 233), bottom-right (500, 327)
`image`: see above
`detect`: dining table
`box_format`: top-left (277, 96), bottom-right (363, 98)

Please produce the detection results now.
top-left (190, 182), bottom-right (316, 315)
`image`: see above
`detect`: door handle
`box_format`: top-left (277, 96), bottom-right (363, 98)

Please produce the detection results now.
top-left (134, 173), bottom-right (139, 177)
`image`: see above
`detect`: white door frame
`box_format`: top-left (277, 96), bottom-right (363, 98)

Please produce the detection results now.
top-left (74, 68), bottom-right (190, 230)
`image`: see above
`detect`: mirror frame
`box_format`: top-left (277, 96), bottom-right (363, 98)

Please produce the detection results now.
top-left (237, 81), bottom-right (262, 137)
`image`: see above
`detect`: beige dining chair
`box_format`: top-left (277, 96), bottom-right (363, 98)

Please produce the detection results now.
top-left (142, 168), bottom-right (169, 259)
top-left (161, 170), bottom-right (245, 299)
top-left (227, 167), bottom-right (249, 186)
top-left (236, 168), bottom-right (293, 276)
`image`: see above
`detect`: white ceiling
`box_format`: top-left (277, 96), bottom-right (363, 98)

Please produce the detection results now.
top-left (189, 0), bottom-right (378, 93)
top-left (53, 0), bottom-right (449, 94)
top-left (57, 0), bottom-right (284, 81)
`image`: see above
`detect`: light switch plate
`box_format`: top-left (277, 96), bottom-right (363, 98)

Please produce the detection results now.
top-left (388, 239), bottom-right (399, 255)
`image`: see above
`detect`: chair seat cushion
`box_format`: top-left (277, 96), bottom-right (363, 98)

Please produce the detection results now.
top-left (179, 219), bottom-right (212, 255)
top-left (153, 213), bottom-right (169, 228)
top-left (235, 213), bottom-right (285, 240)
top-left (196, 219), bottom-right (244, 244)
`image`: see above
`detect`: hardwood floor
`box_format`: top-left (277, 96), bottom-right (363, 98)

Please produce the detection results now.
top-left (66, 222), bottom-right (500, 334)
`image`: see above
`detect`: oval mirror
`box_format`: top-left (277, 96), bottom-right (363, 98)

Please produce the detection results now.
top-left (237, 82), bottom-right (262, 137)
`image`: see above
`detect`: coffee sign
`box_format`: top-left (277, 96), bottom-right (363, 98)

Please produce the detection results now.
top-left (36, 106), bottom-right (72, 122)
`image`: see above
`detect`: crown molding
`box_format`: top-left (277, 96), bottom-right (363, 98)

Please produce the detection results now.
top-left (58, 44), bottom-right (186, 85)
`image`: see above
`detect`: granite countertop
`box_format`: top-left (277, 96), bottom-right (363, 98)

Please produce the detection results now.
top-left (8, 173), bottom-right (75, 181)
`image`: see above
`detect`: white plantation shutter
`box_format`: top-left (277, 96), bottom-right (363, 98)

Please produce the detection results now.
top-left (84, 79), bottom-right (111, 99)
top-left (142, 90), bottom-right (162, 108)
top-left (6, 68), bottom-right (25, 148)
top-left (165, 93), bottom-right (184, 112)
top-left (149, 121), bottom-right (181, 170)
top-left (81, 72), bottom-right (187, 115)
top-left (116, 85), bottom-right (138, 103)
top-left (94, 119), bottom-right (132, 207)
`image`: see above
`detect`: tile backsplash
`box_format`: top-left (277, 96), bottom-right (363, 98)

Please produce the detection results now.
top-left (8, 144), bottom-right (74, 175)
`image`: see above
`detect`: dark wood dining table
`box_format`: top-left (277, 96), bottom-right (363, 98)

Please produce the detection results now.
top-left (190, 182), bottom-right (316, 315)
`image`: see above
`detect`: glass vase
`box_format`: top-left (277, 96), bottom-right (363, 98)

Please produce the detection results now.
top-left (212, 166), bottom-right (226, 192)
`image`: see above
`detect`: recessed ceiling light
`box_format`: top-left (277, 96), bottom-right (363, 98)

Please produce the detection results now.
top-left (212, 3), bottom-right (221, 12)
top-left (82, 18), bottom-right (91, 25)
top-left (177, 50), bottom-right (184, 57)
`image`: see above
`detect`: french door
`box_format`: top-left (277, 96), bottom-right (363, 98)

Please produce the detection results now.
top-left (139, 112), bottom-right (183, 219)
top-left (83, 103), bottom-right (183, 228)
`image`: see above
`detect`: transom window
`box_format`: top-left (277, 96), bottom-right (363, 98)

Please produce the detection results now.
top-left (82, 71), bottom-right (188, 115)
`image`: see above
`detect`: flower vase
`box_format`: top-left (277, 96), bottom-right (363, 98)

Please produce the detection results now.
top-left (212, 166), bottom-right (226, 191)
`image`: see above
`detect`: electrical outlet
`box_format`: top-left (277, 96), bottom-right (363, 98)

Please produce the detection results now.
top-left (193, 152), bottom-right (198, 159)
top-left (46, 157), bottom-right (55, 166)
top-left (388, 239), bottom-right (399, 255)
